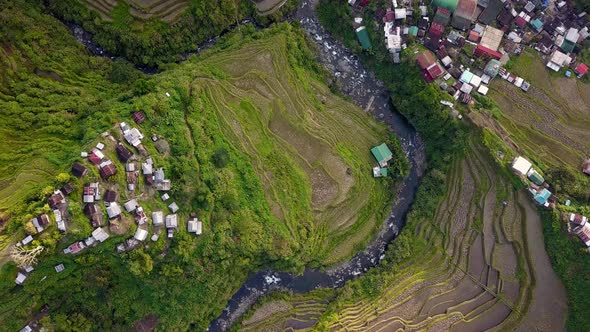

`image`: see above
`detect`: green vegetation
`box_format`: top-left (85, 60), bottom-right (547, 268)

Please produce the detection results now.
top-left (47, 0), bottom-right (300, 66)
top-left (0, 1), bottom-right (407, 330)
top-left (541, 210), bottom-right (590, 331)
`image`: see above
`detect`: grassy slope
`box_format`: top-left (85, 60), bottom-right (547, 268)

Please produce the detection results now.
top-left (0, 2), bottom-right (398, 330)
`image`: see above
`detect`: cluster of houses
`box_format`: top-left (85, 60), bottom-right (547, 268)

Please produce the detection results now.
top-left (350, 0), bottom-right (589, 106)
top-left (370, 143), bottom-right (394, 178)
top-left (568, 213), bottom-right (590, 248)
top-left (511, 156), bottom-right (590, 248)
top-left (14, 113), bottom-right (203, 284)
top-left (511, 156), bottom-right (557, 207)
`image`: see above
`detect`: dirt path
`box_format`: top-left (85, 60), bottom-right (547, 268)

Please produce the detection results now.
top-left (515, 192), bottom-right (566, 331)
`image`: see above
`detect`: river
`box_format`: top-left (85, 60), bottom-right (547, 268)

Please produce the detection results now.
top-left (55, 1), bottom-right (426, 330)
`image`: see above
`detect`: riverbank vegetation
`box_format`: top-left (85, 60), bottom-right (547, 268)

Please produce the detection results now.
top-left (0, 1), bottom-right (408, 330)
top-left (46, 0), bottom-right (300, 67)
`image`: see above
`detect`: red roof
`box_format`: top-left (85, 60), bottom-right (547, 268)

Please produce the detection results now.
top-left (515, 17), bottom-right (527, 27)
top-left (576, 63), bottom-right (588, 76)
top-left (88, 153), bottom-right (101, 165)
top-left (385, 9), bottom-right (394, 22)
top-left (429, 22), bottom-right (445, 38)
top-left (468, 30), bottom-right (480, 42)
top-left (436, 7), bottom-right (451, 17)
top-left (417, 51), bottom-right (436, 70)
top-left (425, 63), bottom-right (444, 82)
top-left (474, 44), bottom-right (502, 60)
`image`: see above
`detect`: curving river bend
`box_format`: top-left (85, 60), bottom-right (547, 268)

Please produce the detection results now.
top-left (56, 0), bottom-right (426, 330)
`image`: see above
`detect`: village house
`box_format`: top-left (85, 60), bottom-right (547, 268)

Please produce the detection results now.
top-left (99, 160), bottom-right (117, 180)
top-left (574, 63), bottom-right (588, 77)
top-left (188, 216), bottom-right (203, 235)
top-left (161, 193), bottom-right (170, 201)
top-left (417, 50), bottom-right (445, 82)
top-left (511, 156), bottom-right (533, 176)
top-left (61, 183), bottom-right (74, 196)
top-left (48, 190), bottom-right (66, 209)
top-left (135, 206), bottom-right (148, 225)
top-left (355, 26), bottom-right (372, 50)
top-left (530, 187), bottom-right (552, 207)
top-left (106, 202), bottom-right (122, 219)
top-left (21, 235), bottom-right (33, 246)
top-left (91, 227), bottom-right (110, 243)
top-left (134, 228), bottom-right (148, 241)
top-left (126, 171), bottom-right (138, 191)
top-left (452, 0), bottom-right (477, 31)
top-left (31, 214), bottom-right (50, 233)
top-left (63, 241), bottom-right (86, 254)
top-left (71, 163), bottom-right (88, 178)
top-left (546, 50), bottom-right (572, 72)
top-left (83, 183), bottom-right (99, 203)
top-left (116, 143), bottom-right (133, 163)
top-left (152, 211), bottom-right (164, 226)
top-left (474, 25), bottom-right (503, 60)
top-left (84, 203), bottom-right (103, 228)
top-left (154, 168), bottom-right (171, 191)
top-left (166, 214), bottom-right (178, 238)
top-left (570, 213), bottom-right (590, 247)
top-left (123, 125), bottom-right (144, 148)
top-left (15, 272), bottom-right (27, 285)
top-left (104, 189), bottom-right (117, 204)
top-left (55, 264), bottom-right (65, 273)
top-left (124, 199), bottom-right (139, 213)
top-left (371, 143), bottom-right (393, 168)
top-left (132, 111), bottom-right (145, 124)
top-left (169, 202), bottom-right (179, 213)
top-left (88, 148), bottom-right (104, 165)
top-left (373, 166), bottom-right (388, 178)
top-left (54, 209), bottom-right (65, 232)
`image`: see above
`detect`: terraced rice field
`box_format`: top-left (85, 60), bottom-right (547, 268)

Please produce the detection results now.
top-left (240, 291), bottom-right (334, 331)
top-left (240, 137), bottom-right (566, 330)
top-left (84, 0), bottom-right (190, 23)
top-left (252, 0), bottom-right (289, 15)
top-left (155, 31), bottom-right (393, 263)
top-left (487, 50), bottom-right (590, 169)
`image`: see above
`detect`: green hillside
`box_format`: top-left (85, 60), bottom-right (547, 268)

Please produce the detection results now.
top-left (0, 1), bottom-right (401, 330)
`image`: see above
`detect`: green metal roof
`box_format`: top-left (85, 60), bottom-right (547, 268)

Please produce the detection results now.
top-left (561, 39), bottom-right (575, 53)
top-left (433, 0), bottom-right (459, 12)
top-left (371, 143), bottom-right (393, 164)
top-left (356, 27), bottom-right (372, 50)
top-left (484, 59), bottom-right (501, 77)
top-left (527, 170), bottom-right (545, 185)
top-left (380, 168), bottom-right (388, 177)
top-left (409, 26), bottom-right (419, 36)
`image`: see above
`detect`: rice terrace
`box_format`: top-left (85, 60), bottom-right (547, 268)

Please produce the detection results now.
top-left (3, 0), bottom-right (590, 331)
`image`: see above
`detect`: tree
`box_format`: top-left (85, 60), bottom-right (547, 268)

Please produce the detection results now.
top-left (10, 245), bottom-right (43, 268)
top-left (212, 148), bottom-right (230, 168)
top-left (56, 173), bottom-right (70, 183)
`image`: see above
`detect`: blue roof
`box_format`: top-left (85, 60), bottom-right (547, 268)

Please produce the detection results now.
top-left (460, 71), bottom-right (474, 84)
top-left (531, 19), bottom-right (543, 31)
top-left (534, 189), bottom-right (551, 205)
top-left (565, 70), bottom-right (572, 77)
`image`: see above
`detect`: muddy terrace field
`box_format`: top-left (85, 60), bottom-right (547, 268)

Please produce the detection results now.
top-left (239, 137), bottom-right (566, 331)
top-left (487, 50), bottom-right (590, 169)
